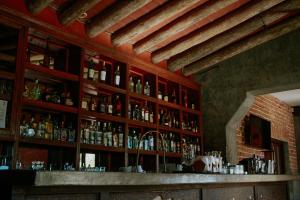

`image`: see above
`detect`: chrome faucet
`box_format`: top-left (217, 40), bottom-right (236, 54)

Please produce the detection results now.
top-left (136, 130), bottom-right (167, 173)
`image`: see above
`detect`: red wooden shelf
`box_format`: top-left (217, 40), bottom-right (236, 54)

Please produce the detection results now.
top-left (158, 151), bottom-right (182, 158)
top-left (22, 98), bottom-right (78, 114)
top-left (128, 119), bottom-right (157, 129)
top-left (128, 92), bottom-right (157, 103)
top-left (80, 143), bottom-right (125, 153)
top-left (0, 132), bottom-right (15, 142)
top-left (0, 70), bottom-right (15, 80)
top-left (157, 99), bottom-right (181, 110)
top-left (182, 130), bottom-right (201, 137)
top-left (181, 107), bottom-right (202, 115)
top-left (128, 149), bottom-right (157, 156)
top-left (19, 136), bottom-right (76, 148)
top-left (158, 125), bottom-right (181, 133)
top-left (83, 79), bottom-right (126, 95)
top-left (25, 63), bottom-right (79, 82)
top-left (80, 110), bottom-right (126, 123)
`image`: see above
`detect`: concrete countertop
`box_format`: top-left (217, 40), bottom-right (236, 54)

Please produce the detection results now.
top-left (34, 171), bottom-right (300, 186)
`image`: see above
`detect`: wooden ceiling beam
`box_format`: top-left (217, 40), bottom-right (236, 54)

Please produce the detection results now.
top-left (111, 0), bottom-right (204, 46)
top-left (183, 14), bottom-right (300, 76)
top-left (25, 0), bottom-right (53, 15)
top-left (59, 0), bottom-right (101, 25)
top-left (87, 0), bottom-right (151, 37)
top-left (168, 2), bottom-right (291, 72)
top-left (133, 0), bottom-right (243, 54)
top-left (152, 0), bottom-right (285, 64)
top-left (273, 0), bottom-right (300, 12)
top-left (0, 52), bottom-right (15, 63)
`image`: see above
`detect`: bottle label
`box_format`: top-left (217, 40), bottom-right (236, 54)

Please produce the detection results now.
top-left (88, 69), bottom-right (94, 79)
top-left (145, 112), bottom-right (149, 121)
top-left (100, 71), bottom-right (106, 81)
top-left (108, 105), bottom-right (113, 114)
top-left (115, 75), bottom-right (120, 86)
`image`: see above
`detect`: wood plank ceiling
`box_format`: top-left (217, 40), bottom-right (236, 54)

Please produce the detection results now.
top-left (24, 0), bottom-right (300, 76)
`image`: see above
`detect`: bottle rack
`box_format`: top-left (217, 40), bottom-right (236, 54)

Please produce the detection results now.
top-left (0, 25), bottom-right (202, 172)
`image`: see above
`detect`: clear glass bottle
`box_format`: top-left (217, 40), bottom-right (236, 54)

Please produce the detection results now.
top-left (129, 76), bottom-right (134, 92)
top-left (114, 65), bottom-right (121, 87)
top-left (88, 59), bottom-right (95, 80)
top-left (136, 79), bottom-right (142, 94)
top-left (100, 61), bottom-right (106, 83)
top-left (144, 81), bottom-right (150, 96)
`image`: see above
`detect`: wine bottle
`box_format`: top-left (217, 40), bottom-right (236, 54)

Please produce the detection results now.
top-left (171, 89), bottom-right (176, 103)
top-left (107, 96), bottom-right (113, 115)
top-left (114, 65), bottom-right (121, 87)
top-left (118, 125), bottom-right (123, 147)
top-left (136, 79), bottom-right (142, 94)
top-left (114, 95), bottom-right (122, 116)
top-left (144, 81), bottom-right (150, 96)
top-left (100, 61), bottom-right (106, 82)
top-left (129, 76), bottom-right (134, 92)
top-left (88, 59), bottom-right (95, 80)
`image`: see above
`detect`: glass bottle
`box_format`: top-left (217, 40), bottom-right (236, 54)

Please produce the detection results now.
top-left (107, 96), bottom-right (113, 115)
top-left (144, 103), bottom-right (149, 122)
top-left (45, 114), bottom-right (53, 140)
top-left (103, 122), bottom-right (108, 146)
top-left (114, 95), bottom-right (122, 116)
top-left (128, 129), bottom-right (133, 149)
top-left (171, 89), bottom-right (176, 104)
top-left (118, 125), bottom-right (123, 147)
top-left (184, 92), bottom-right (188, 108)
top-left (144, 81), bottom-right (150, 96)
top-left (112, 126), bottom-right (118, 147)
top-left (36, 116), bottom-right (45, 138)
top-left (149, 134), bottom-right (154, 151)
top-left (163, 90), bottom-right (168, 102)
top-left (114, 65), bottom-right (121, 87)
top-left (98, 96), bottom-right (106, 113)
top-left (107, 122), bottom-right (113, 146)
top-left (100, 61), bottom-right (106, 83)
top-left (31, 79), bottom-right (41, 100)
top-left (60, 121), bottom-right (67, 142)
top-left (158, 90), bottom-right (162, 100)
top-left (95, 121), bottom-right (103, 145)
top-left (129, 76), bottom-right (134, 92)
top-left (136, 79), bottom-right (142, 94)
top-left (90, 97), bottom-right (97, 111)
top-left (67, 122), bottom-right (76, 142)
top-left (53, 120), bottom-right (60, 141)
top-left (149, 106), bottom-right (154, 123)
top-left (88, 59), bottom-right (95, 80)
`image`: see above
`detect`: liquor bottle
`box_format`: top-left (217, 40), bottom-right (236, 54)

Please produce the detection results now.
top-left (60, 121), bottom-right (67, 142)
top-left (144, 81), bottom-right (150, 96)
top-left (98, 96), bottom-right (106, 113)
top-left (83, 121), bottom-right (89, 144)
top-left (158, 90), bottom-right (162, 100)
top-left (149, 108), bottom-right (154, 123)
top-left (114, 65), bottom-right (121, 87)
top-left (93, 64), bottom-right (99, 82)
top-left (171, 89), bottom-right (176, 104)
top-left (107, 122), bottom-right (113, 146)
top-left (36, 116), bottom-right (45, 138)
top-left (88, 59), bottom-right (95, 80)
top-left (81, 96), bottom-right (89, 110)
top-left (53, 120), bottom-right (60, 140)
top-left (112, 126), bottom-right (118, 147)
top-left (136, 79), bottom-right (142, 94)
top-left (118, 125), bottom-right (123, 147)
top-left (128, 129), bottom-right (133, 149)
top-left (90, 97), bottom-right (97, 111)
top-left (190, 96), bottom-right (195, 110)
top-left (28, 115), bottom-right (36, 137)
top-left (183, 92), bottom-right (188, 108)
top-left (164, 111), bottom-right (169, 126)
top-left (143, 135), bottom-right (149, 150)
top-left (95, 121), bottom-right (102, 145)
top-left (144, 103), bottom-right (149, 122)
top-left (67, 122), bottom-right (76, 142)
top-left (132, 104), bottom-right (139, 120)
top-left (45, 114), bottom-right (53, 140)
top-left (107, 96), bottom-right (113, 115)
top-left (114, 95), bottom-right (122, 116)
top-left (100, 61), bottom-right (106, 83)
top-left (163, 91), bottom-right (168, 102)
top-left (103, 122), bottom-right (108, 146)
top-left (141, 104), bottom-right (145, 121)
top-left (149, 134), bottom-right (154, 151)
top-left (31, 79), bottom-right (41, 100)
top-left (89, 121), bottom-right (95, 144)
top-left (133, 129), bottom-right (138, 149)
top-left (128, 104), bottom-right (132, 119)
top-left (129, 76), bottom-right (134, 92)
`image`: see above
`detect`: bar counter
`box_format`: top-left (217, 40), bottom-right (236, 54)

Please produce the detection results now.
top-left (2, 171), bottom-right (300, 199)
top-left (35, 171), bottom-right (300, 186)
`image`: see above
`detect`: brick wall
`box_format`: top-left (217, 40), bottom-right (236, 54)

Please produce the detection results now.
top-left (237, 95), bottom-right (298, 174)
